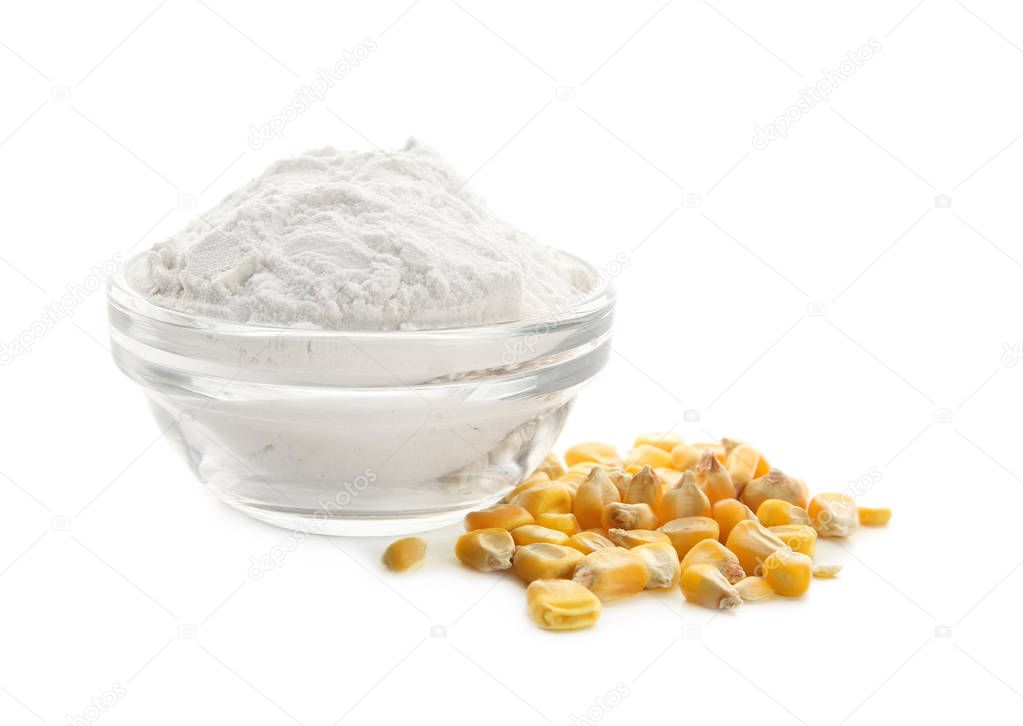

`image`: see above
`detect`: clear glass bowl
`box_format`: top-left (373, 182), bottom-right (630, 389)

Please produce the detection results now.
top-left (107, 253), bottom-right (614, 535)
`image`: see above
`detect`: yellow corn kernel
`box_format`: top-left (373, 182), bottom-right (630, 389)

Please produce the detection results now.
top-left (513, 543), bottom-right (584, 583)
top-left (694, 451), bottom-right (737, 504)
top-left (734, 576), bottom-right (774, 602)
top-left (680, 538), bottom-right (745, 584)
top-left (607, 528), bottom-right (671, 548)
top-left (564, 442), bottom-right (623, 469)
top-left (712, 498), bottom-right (756, 544)
top-left (762, 548), bottom-right (812, 597)
top-left (504, 475), bottom-right (549, 502)
top-left (512, 483), bottom-right (574, 518)
top-left (624, 465), bottom-right (642, 475)
top-left (633, 432), bottom-right (686, 453)
top-left (740, 469), bottom-right (809, 513)
top-left (813, 563), bottom-right (842, 578)
top-left (556, 469), bottom-right (590, 490)
top-left (535, 452), bottom-right (566, 480)
top-left (526, 579), bottom-right (602, 631)
top-left (566, 530), bottom-right (616, 555)
top-left (601, 502), bottom-right (657, 531)
top-left (768, 524), bottom-right (817, 557)
top-left (670, 443), bottom-right (701, 472)
top-left (655, 468), bottom-right (684, 488)
top-left (511, 524), bottom-right (571, 547)
top-left (659, 470), bottom-right (711, 521)
top-left (572, 547), bottom-right (649, 600)
top-left (659, 516), bottom-right (719, 559)
top-left (858, 506), bottom-right (892, 526)
top-left (808, 492), bottom-right (858, 538)
top-left (692, 442), bottom-right (727, 463)
top-left (632, 541), bottom-right (681, 589)
top-left (572, 468), bottom-right (620, 530)
top-left (624, 444), bottom-right (674, 470)
top-left (605, 469), bottom-right (632, 499)
top-left (464, 503), bottom-right (534, 532)
top-left (724, 443), bottom-right (761, 496)
top-left (725, 519), bottom-right (787, 576)
top-left (756, 499), bottom-right (811, 528)
top-left (680, 563), bottom-right (741, 610)
top-left (455, 528), bottom-right (515, 572)
top-left (625, 465), bottom-right (663, 510)
top-left (382, 537), bottom-right (427, 572)
top-left (535, 512), bottom-right (581, 536)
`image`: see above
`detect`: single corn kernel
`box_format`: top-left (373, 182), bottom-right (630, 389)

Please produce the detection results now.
top-left (564, 442), bottom-right (623, 469)
top-left (573, 468), bottom-right (620, 530)
top-left (712, 498), bottom-right (756, 544)
top-left (734, 576), bottom-right (774, 602)
top-left (741, 469), bottom-right (809, 513)
top-left (808, 492), bottom-right (858, 538)
top-left (858, 506), bottom-right (892, 526)
top-left (535, 512), bottom-right (581, 536)
top-left (625, 465), bottom-right (664, 510)
top-left (756, 498), bottom-right (811, 528)
top-left (572, 547), bottom-right (649, 600)
top-left (605, 469), bottom-right (632, 499)
top-left (659, 516), bottom-right (719, 559)
top-left (694, 451), bottom-right (737, 504)
top-left (655, 467), bottom-right (684, 488)
top-left (602, 502), bottom-right (658, 531)
top-left (505, 475), bottom-right (550, 502)
top-left (512, 483), bottom-right (574, 518)
top-left (633, 432), bottom-right (686, 453)
top-left (464, 503), bottom-right (534, 532)
top-left (768, 524), bottom-right (817, 557)
top-left (535, 452), bottom-right (566, 480)
top-left (659, 470), bottom-right (712, 521)
top-left (813, 563), bottom-right (842, 578)
top-left (725, 519), bottom-right (787, 576)
top-left (526, 579), bottom-right (602, 631)
top-left (670, 443), bottom-right (702, 472)
top-left (556, 469), bottom-right (590, 490)
top-left (723, 443), bottom-right (760, 496)
top-left (566, 530), bottom-right (616, 555)
top-left (680, 538), bottom-right (745, 584)
top-left (607, 528), bottom-right (671, 548)
top-left (680, 563), bottom-right (741, 609)
top-left (762, 548), bottom-right (812, 597)
top-left (632, 541), bottom-right (681, 589)
top-left (624, 444), bottom-right (674, 470)
top-left (511, 524), bottom-right (571, 547)
top-left (455, 528), bottom-right (515, 572)
top-left (513, 543), bottom-right (584, 583)
top-left (692, 442), bottom-right (727, 463)
top-left (382, 537), bottom-right (427, 572)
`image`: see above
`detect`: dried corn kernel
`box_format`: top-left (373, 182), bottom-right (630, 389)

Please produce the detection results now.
top-left (607, 528), bottom-right (671, 548)
top-left (511, 524), bottom-right (571, 547)
top-left (565, 442), bottom-right (623, 469)
top-left (535, 452), bottom-right (566, 480)
top-left (756, 499), bottom-right (811, 528)
top-left (572, 547), bottom-right (649, 600)
top-left (535, 512), bottom-right (581, 536)
top-left (694, 451), bottom-right (736, 504)
top-left (455, 528), bottom-right (515, 572)
top-left (680, 538), bottom-right (745, 584)
top-left (681, 563), bottom-right (741, 609)
top-left (605, 469), bottom-right (632, 499)
top-left (659, 516), bottom-right (719, 558)
top-left (625, 465), bottom-right (663, 510)
top-left (734, 576), bottom-right (773, 602)
top-left (724, 443), bottom-right (761, 496)
top-left (808, 493), bottom-right (858, 538)
top-left (762, 548), bottom-right (812, 597)
top-left (624, 444), bottom-right (674, 470)
top-left (382, 537), bottom-right (426, 572)
top-left (632, 541), bottom-right (681, 589)
top-left (464, 504), bottom-right (534, 532)
top-left (602, 502), bottom-right (658, 531)
top-left (573, 468), bottom-right (620, 530)
top-left (513, 543), bottom-right (584, 583)
top-left (505, 476), bottom-right (550, 502)
top-left (556, 469), bottom-right (590, 491)
top-left (566, 530), bottom-right (616, 555)
top-left (813, 563), bottom-right (842, 578)
top-left (659, 470), bottom-right (711, 521)
top-left (655, 468), bottom-right (684, 488)
top-left (712, 498), bottom-right (756, 544)
top-left (725, 519), bottom-right (786, 576)
top-left (692, 442), bottom-right (727, 463)
top-left (670, 443), bottom-right (702, 472)
top-left (768, 524), bottom-right (817, 557)
top-left (858, 506), bottom-right (892, 526)
top-left (633, 432), bottom-right (685, 452)
top-left (741, 469), bottom-right (809, 512)
top-left (526, 579), bottom-right (601, 630)
top-left (513, 483), bottom-right (574, 518)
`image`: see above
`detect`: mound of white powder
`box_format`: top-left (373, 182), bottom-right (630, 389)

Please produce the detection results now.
top-left (132, 139), bottom-right (590, 331)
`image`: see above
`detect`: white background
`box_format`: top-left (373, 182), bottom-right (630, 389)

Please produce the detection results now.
top-left (1, 1), bottom-right (1022, 724)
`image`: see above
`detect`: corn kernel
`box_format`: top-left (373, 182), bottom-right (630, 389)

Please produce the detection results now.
top-left (464, 503), bottom-right (534, 532)
top-left (526, 579), bottom-right (601, 630)
top-left (602, 502), bottom-right (658, 531)
top-left (741, 469), bottom-right (809, 513)
top-left (511, 524), bottom-right (571, 547)
top-left (607, 528), bottom-right (671, 548)
top-left (659, 470), bottom-right (712, 521)
top-left (632, 541), bottom-right (681, 589)
top-left (625, 465), bottom-right (663, 510)
top-left (692, 442), bottom-right (727, 463)
top-left (505, 476), bottom-right (549, 502)
top-left (624, 444), bottom-right (674, 470)
top-left (680, 563), bottom-right (741, 609)
top-left (512, 482), bottom-right (574, 518)
top-left (670, 443), bottom-right (702, 472)
top-left (712, 498), bottom-right (756, 544)
top-left (605, 469), bottom-right (632, 499)
top-left (573, 468), bottom-right (620, 530)
top-left (768, 524), bottom-right (817, 557)
top-left (813, 564), bottom-right (842, 578)
top-left (382, 537), bottom-right (426, 572)
top-left (455, 528), bottom-right (515, 572)
top-left (564, 442), bottom-right (623, 469)
top-left (808, 492), bottom-right (858, 538)
top-left (556, 469), bottom-right (590, 490)
top-left (535, 452), bottom-right (566, 480)
top-left (725, 519), bottom-right (786, 576)
top-left (655, 468), bottom-right (684, 488)
top-left (633, 432), bottom-right (685, 452)
top-left (566, 530), bottom-right (616, 555)
top-left (572, 547), bottom-right (649, 600)
top-left (659, 516), bottom-right (719, 558)
top-left (535, 512), bottom-right (581, 536)
top-left (762, 548), bottom-right (812, 597)
top-left (694, 451), bottom-right (737, 504)
top-left (513, 543), bottom-right (584, 583)
top-left (756, 499), bottom-right (811, 528)
top-left (858, 506), bottom-right (892, 526)
top-left (680, 538), bottom-right (745, 584)
top-left (734, 576), bottom-right (774, 602)
top-left (724, 443), bottom-right (761, 497)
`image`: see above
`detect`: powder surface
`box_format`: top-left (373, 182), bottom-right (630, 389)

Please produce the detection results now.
top-left (131, 139), bottom-right (590, 331)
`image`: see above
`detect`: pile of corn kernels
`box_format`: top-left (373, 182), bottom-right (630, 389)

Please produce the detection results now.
top-left (382, 434), bottom-right (891, 630)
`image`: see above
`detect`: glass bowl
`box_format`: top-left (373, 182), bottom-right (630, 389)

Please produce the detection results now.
top-left (107, 253), bottom-right (615, 535)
